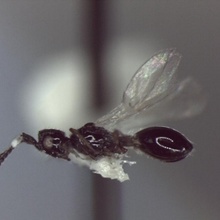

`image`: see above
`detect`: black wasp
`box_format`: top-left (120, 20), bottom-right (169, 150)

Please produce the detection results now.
top-left (0, 49), bottom-right (205, 181)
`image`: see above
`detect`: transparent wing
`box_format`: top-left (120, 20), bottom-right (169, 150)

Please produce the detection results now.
top-left (95, 49), bottom-right (181, 129)
top-left (122, 48), bottom-right (180, 110)
top-left (141, 77), bottom-right (206, 124)
top-left (95, 49), bottom-right (205, 133)
top-left (114, 77), bottom-right (206, 134)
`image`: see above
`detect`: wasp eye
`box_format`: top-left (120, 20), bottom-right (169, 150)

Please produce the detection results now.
top-left (136, 127), bottom-right (193, 162)
top-left (43, 136), bottom-right (61, 149)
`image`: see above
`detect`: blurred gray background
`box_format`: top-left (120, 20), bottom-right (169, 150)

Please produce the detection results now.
top-left (0, 1), bottom-right (219, 220)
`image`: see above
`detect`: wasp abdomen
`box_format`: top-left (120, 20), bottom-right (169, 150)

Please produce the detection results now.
top-left (135, 127), bottom-right (193, 162)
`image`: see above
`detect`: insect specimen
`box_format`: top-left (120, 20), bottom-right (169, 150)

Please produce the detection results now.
top-left (0, 49), bottom-right (205, 182)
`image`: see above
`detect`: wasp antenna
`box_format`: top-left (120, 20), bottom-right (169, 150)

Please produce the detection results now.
top-left (11, 135), bottom-right (24, 148)
top-left (0, 134), bottom-right (25, 165)
top-left (0, 133), bottom-right (38, 166)
top-left (0, 146), bottom-right (14, 165)
top-left (21, 133), bottom-right (38, 147)
top-left (0, 134), bottom-right (24, 165)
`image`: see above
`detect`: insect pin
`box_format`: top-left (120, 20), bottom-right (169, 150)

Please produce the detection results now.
top-left (0, 49), bottom-right (205, 182)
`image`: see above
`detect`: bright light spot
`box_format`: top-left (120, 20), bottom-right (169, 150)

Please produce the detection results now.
top-left (19, 51), bottom-right (93, 132)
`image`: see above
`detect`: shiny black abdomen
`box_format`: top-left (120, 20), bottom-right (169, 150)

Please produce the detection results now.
top-left (135, 126), bottom-right (193, 162)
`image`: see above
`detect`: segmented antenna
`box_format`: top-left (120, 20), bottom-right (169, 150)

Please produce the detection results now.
top-left (0, 133), bottom-right (38, 166)
top-left (0, 146), bottom-right (14, 165)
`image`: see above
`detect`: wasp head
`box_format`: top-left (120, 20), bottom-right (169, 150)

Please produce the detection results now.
top-left (38, 129), bottom-right (70, 161)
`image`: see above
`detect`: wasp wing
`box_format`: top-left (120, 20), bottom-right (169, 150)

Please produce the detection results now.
top-left (115, 77), bottom-right (206, 134)
top-left (140, 77), bottom-right (206, 124)
top-left (122, 48), bottom-right (180, 110)
top-left (96, 49), bottom-right (181, 130)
